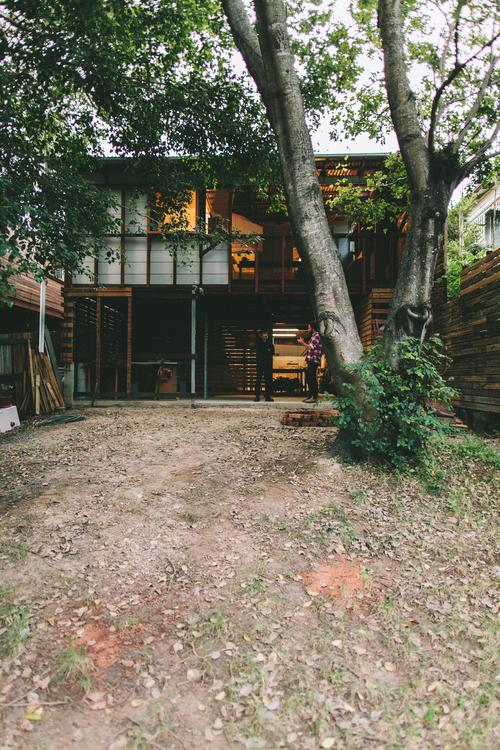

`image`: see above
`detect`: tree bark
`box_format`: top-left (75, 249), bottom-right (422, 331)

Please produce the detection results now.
top-left (221, 0), bottom-right (363, 393)
top-left (378, 0), bottom-right (460, 362)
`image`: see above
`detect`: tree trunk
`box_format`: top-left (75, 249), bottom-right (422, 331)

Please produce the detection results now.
top-left (221, 0), bottom-right (363, 394)
top-left (378, 0), bottom-right (460, 364)
top-left (382, 162), bottom-right (456, 362)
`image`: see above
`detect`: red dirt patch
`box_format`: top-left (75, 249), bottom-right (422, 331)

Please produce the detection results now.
top-left (77, 623), bottom-right (126, 671)
top-left (304, 557), bottom-right (367, 602)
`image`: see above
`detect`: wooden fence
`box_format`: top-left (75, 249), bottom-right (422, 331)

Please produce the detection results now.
top-left (432, 247), bottom-right (500, 417)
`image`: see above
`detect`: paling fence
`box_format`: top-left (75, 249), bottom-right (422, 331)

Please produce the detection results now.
top-left (432, 247), bottom-right (500, 418)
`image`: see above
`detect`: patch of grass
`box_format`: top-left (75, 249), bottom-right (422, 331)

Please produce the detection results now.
top-left (177, 505), bottom-right (197, 524)
top-left (201, 608), bottom-right (227, 639)
top-left (0, 584), bottom-right (31, 657)
top-left (240, 561), bottom-right (269, 597)
top-left (56, 640), bottom-right (95, 693)
top-left (0, 539), bottom-right (28, 562)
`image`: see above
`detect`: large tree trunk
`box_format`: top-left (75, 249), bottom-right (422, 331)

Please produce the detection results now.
top-left (378, 0), bottom-right (460, 363)
top-left (221, 0), bottom-right (363, 393)
top-left (382, 159), bottom-right (456, 362)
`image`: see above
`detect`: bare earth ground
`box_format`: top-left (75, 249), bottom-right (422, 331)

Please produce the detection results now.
top-left (0, 403), bottom-right (500, 750)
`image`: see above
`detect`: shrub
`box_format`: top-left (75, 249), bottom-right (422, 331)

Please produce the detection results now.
top-left (327, 336), bottom-right (459, 465)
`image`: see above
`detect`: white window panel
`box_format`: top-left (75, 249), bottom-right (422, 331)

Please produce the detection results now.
top-left (125, 190), bottom-right (148, 233)
top-left (73, 256), bottom-right (95, 285)
top-left (98, 238), bottom-right (121, 284)
top-left (150, 238), bottom-right (174, 284)
top-left (176, 248), bottom-right (200, 285)
top-left (202, 242), bottom-right (228, 285)
top-left (124, 237), bottom-right (148, 284)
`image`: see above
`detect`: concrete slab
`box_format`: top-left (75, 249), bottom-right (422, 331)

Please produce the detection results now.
top-left (0, 405), bottom-right (20, 433)
top-left (72, 396), bottom-right (335, 410)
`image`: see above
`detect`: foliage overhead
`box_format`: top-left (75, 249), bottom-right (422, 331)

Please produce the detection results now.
top-left (322, 0), bottom-right (500, 182)
top-left (0, 0), bottom-right (276, 303)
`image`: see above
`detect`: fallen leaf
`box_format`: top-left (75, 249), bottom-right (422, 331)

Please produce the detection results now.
top-left (332, 640), bottom-right (342, 648)
top-left (88, 691), bottom-right (105, 703)
top-left (173, 642), bottom-right (183, 653)
top-left (463, 679), bottom-right (480, 690)
top-left (25, 713), bottom-right (42, 722)
top-left (187, 669), bottom-right (201, 681)
top-left (130, 699), bottom-right (144, 707)
top-left (384, 662), bottom-right (396, 673)
top-left (444, 723), bottom-right (460, 739)
top-left (320, 739), bottom-right (336, 749)
top-left (215, 691), bottom-right (226, 701)
top-left (427, 682), bottom-right (439, 693)
top-left (353, 646), bottom-right (366, 655)
top-left (210, 651), bottom-right (221, 660)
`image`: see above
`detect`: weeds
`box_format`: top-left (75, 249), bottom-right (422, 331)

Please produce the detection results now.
top-left (56, 640), bottom-right (95, 692)
top-left (177, 506), bottom-right (197, 524)
top-left (0, 586), bottom-right (30, 658)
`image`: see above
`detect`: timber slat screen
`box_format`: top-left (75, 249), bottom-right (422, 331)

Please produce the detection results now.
top-left (205, 323), bottom-right (256, 394)
top-left (353, 289), bottom-right (394, 349)
top-left (432, 247), bottom-right (500, 415)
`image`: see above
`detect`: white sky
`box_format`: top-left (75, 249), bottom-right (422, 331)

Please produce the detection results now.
top-left (311, 117), bottom-right (399, 155)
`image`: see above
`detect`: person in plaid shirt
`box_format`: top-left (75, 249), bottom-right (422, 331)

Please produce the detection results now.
top-left (297, 321), bottom-right (322, 403)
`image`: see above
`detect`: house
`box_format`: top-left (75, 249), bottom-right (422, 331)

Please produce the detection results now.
top-left (61, 155), bottom-right (407, 402)
top-left (467, 183), bottom-right (500, 253)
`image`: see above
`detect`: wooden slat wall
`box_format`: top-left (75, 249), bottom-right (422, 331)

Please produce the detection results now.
top-left (205, 323), bottom-right (256, 393)
top-left (432, 247), bottom-right (500, 414)
top-left (353, 294), bottom-right (372, 349)
top-left (352, 289), bottom-right (395, 350)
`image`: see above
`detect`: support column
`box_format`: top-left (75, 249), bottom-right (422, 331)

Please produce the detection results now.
top-left (126, 296), bottom-right (132, 399)
top-left (96, 297), bottom-right (102, 399)
top-left (204, 307), bottom-right (208, 399)
top-left (61, 296), bottom-right (74, 407)
top-left (191, 292), bottom-right (196, 408)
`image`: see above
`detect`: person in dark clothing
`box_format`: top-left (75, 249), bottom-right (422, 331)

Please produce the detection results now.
top-left (254, 329), bottom-right (275, 402)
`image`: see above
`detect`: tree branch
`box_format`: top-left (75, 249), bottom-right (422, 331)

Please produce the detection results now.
top-left (220, 0), bottom-right (270, 111)
top-left (456, 120), bottom-right (500, 183)
top-left (453, 52), bottom-right (499, 153)
top-left (429, 22), bottom-right (500, 153)
top-left (378, 0), bottom-right (429, 193)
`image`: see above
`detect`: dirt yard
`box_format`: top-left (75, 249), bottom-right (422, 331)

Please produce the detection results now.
top-left (1, 403), bottom-right (500, 750)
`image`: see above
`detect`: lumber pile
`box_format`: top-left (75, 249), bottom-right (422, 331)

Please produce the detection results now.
top-left (0, 333), bottom-right (65, 415)
top-left (20, 344), bottom-right (65, 415)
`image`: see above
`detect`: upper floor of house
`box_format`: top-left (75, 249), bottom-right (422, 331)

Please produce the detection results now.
top-left (468, 184), bottom-right (500, 253)
top-left (70, 155), bottom-right (407, 295)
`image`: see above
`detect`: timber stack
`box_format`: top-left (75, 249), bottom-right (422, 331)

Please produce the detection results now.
top-left (0, 333), bottom-right (65, 415)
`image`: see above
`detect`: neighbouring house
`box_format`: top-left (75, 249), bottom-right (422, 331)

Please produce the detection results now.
top-left (0, 271), bottom-right (64, 410)
top-left (0, 271), bottom-right (64, 335)
top-left (468, 183), bottom-right (500, 253)
top-left (61, 155), bottom-right (408, 402)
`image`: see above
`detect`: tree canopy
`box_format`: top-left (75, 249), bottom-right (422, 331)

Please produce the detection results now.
top-left (0, 0), bottom-right (276, 303)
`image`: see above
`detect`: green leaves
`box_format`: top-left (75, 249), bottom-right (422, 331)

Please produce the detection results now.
top-left (328, 336), bottom-right (459, 465)
top-left (0, 0), bottom-right (278, 302)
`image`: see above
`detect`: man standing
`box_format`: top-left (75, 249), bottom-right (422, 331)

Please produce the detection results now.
top-left (254, 329), bottom-right (275, 402)
top-left (297, 321), bottom-right (322, 403)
